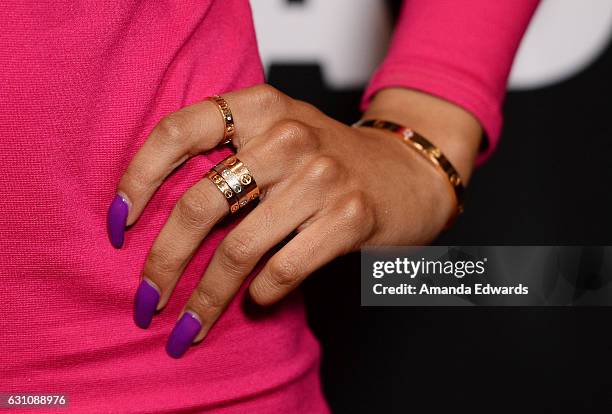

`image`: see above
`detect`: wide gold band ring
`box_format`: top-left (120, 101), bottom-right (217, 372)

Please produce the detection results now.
top-left (207, 156), bottom-right (259, 213)
top-left (207, 95), bottom-right (235, 145)
top-left (206, 170), bottom-right (240, 213)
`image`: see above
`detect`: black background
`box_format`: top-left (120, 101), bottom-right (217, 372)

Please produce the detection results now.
top-left (266, 2), bottom-right (612, 412)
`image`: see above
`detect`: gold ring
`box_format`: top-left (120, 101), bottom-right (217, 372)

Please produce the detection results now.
top-left (206, 170), bottom-right (240, 213)
top-left (207, 95), bottom-right (235, 145)
top-left (212, 156), bottom-right (259, 213)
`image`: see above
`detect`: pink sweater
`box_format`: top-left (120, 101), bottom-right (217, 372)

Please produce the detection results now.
top-left (0, 1), bottom-right (537, 412)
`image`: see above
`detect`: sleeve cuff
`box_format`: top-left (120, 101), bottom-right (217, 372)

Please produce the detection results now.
top-left (360, 58), bottom-right (503, 166)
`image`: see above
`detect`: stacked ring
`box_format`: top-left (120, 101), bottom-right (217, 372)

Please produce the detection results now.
top-left (206, 170), bottom-right (240, 213)
top-left (207, 95), bottom-right (235, 145)
top-left (207, 156), bottom-right (259, 214)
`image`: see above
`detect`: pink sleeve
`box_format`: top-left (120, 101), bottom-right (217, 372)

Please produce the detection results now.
top-left (362, 0), bottom-right (539, 164)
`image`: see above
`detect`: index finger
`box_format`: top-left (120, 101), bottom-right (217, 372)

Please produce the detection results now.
top-left (106, 84), bottom-right (288, 248)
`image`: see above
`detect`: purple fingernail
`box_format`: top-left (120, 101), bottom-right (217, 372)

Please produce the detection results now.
top-left (107, 194), bottom-right (128, 248)
top-left (166, 311), bottom-right (202, 359)
top-left (134, 278), bottom-right (160, 329)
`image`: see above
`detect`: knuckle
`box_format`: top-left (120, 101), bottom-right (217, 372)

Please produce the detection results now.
top-left (267, 258), bottom-right (299, 288)
top-left (146, 247), bottom-right (182, 277)
top-left (272, 120), bottom-right (319, 151)
top-left (218, 233), bottom-right (257, 271)
top-left (253, 84), bottom-right (287, 111)
top-left (339, 192), bottom-right (375, 235)
top-left (305, 155), bottom-right (342, 184)
top-left (276, 119), bottom-right (308, 138)
top-left (193, 285), bottom-right (223, 312)
top-left (156, 113), bottom-right (188, 144)
top-left (176, 187), bottom-right (215, 229)
top-left (271, 119), bottom-right (315, 152)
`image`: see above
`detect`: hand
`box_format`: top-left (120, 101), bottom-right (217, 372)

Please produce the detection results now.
top-left (108, 84), bottom-right (482, 358)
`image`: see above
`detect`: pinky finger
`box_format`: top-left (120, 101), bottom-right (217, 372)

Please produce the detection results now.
top-left (249, 196), bottom-right (374, 305)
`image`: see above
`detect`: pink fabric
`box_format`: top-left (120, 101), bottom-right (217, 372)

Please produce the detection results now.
top-left (0, 1), bottom-right (537, 412)
top-left (362, 0), bottom-right (539, 164)
top-left (0, 1), bottom-right (326, 413)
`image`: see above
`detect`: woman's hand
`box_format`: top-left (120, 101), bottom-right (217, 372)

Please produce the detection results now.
top-left (108, 84), bottom-right (482, 357)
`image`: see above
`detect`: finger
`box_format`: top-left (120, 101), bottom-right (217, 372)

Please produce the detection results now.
top-left (134, 124), bottom-right (321, 329)
top-left (249, 193), bottom-right (375, 306)
top-left (132, 177), bottom-right (226, 329)
top-left (164, 177), bottom-right (327, 358)
top-left (107, 84), bottom-right (289, 248)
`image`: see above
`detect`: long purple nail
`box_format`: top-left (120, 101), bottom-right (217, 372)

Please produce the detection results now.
top-left (134, 278), bottom-right (160, 329)
top-left (107, 194), bottom-right (128, 248)
top-left (166, 311), bottom-right (202, 359)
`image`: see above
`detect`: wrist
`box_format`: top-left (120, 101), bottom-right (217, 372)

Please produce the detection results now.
top-left (362, 88), bottom-right (483, 184)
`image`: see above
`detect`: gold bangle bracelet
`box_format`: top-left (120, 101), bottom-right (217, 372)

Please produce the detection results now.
top-left (353, 119), bottom-right (465, 215)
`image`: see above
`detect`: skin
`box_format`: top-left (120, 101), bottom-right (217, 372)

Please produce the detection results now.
top-left (116, 84), bottom-right (482, 344)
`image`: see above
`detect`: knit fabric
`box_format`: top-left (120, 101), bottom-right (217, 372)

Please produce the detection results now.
top-left (0, 1), bottom-right (326, 413)
top-left (363, 0), bottom-right (539, 164)
top-left (0, 0), bottom-right (536, 412)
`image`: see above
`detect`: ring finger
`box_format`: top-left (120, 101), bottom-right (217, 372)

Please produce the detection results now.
top-left (133, 123), bottom-right (319, 329)
top-left (164, 170), bottom-right (329, 358)
top-left (107, 85), bottom-right (290, 248)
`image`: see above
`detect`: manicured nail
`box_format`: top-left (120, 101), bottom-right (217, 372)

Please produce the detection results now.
top-left (166, 311), bottom-right (202, 359)
top-left (134, 278), bottom-right (160, 329)
top-left (107, 194), bottom-right (129, 248)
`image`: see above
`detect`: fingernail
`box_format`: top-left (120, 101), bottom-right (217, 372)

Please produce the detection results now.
top-left (107, 194), bottom-right (129, 248)
top-left (166, 311), bottom-right (202, 359)
top-left (134, 278), bottom-right (160, 329)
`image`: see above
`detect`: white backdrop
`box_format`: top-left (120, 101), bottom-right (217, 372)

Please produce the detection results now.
top-left (251, 0), bottom-right (612, 90)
